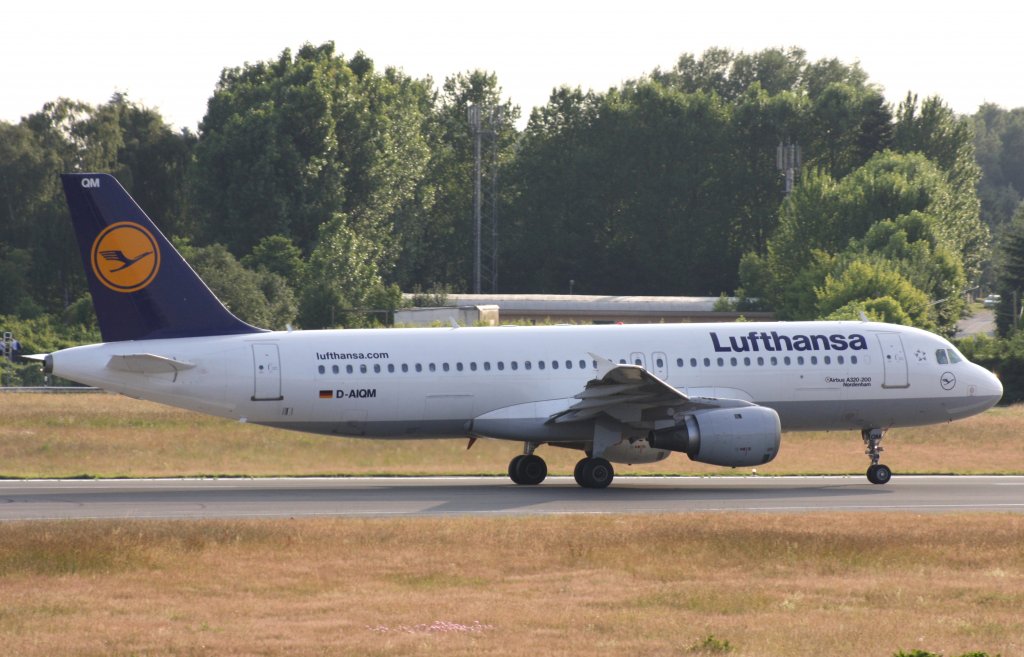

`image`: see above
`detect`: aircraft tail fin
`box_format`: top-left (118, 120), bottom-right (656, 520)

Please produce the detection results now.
top-left (61, 173), bottom-right (266, 342)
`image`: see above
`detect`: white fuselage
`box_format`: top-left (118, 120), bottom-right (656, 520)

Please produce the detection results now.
top-left (50, 321), bottom-right (1003, 442)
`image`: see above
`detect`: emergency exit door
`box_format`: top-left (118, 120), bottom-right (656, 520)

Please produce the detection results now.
top-left (877, 333), bottom-right (909, 389)
top-left (252, 344), bottom-right (283, 401)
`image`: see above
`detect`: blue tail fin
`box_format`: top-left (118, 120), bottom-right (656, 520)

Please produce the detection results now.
top-left (61, 173), bottom-right (266, 342)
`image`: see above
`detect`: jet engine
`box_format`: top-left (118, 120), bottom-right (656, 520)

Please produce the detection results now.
top-left (647, 406), bottom-right (781, 467)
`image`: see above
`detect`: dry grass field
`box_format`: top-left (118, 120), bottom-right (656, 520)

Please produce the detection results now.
top-left (1, 392), bottom-right (1022, 478)
top-left (1, 513), bottom-right (1021, 656)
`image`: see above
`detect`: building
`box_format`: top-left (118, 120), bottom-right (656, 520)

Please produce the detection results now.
top-left (397, 294), bottom-right (772, 326)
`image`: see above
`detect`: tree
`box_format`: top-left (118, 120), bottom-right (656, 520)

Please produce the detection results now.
top-left (972, 103), bottom-right (1024, 232)
top-left (176, 241), bottom-right (296, 330)
top-left (816, 260), bottom-right (934, 329)
top-left (297, 215), bottom-right (388, 328)
top-left (391, 70), bottom-right (520, 292)
top-left (994, 203), bottom-right (1024, 335)
top-left (894, 94), bottom-right (987, 279)
top-left (742, 152), bottom-right (972, 334)
top-left (192, 42), bottom-right (434, 261)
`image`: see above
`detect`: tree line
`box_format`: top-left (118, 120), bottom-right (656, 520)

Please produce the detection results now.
top-left (3, 43), bottom-right (1024, 348)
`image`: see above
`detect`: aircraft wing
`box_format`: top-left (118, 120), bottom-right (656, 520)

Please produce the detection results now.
top-left (547, 353), bottom-right (754, 426)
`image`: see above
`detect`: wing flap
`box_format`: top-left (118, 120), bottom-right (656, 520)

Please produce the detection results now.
top-left (548, 353), bottom-right (753, 427)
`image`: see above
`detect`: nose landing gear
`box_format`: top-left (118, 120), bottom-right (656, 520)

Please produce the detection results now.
top-left (862, 429), bottom-right (892, 484)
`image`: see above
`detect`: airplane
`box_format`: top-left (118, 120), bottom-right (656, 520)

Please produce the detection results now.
top-left (37, 173), bottom-right (1004, 488)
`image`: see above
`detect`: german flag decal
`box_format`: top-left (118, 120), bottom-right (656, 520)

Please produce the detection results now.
top-left (318, 390), bottom-right (332, 399)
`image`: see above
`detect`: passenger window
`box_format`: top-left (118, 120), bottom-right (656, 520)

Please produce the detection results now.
top-left (851, 356), bottom-right (858, 365)
top-left (676, 358), bottom-right (684, 367)
top-left (579, 360), bottom-right (586, 369)
top-left (552, 360), bottom-right (559, 370)
top-left (388, 364), bottom-right (395, 373)
top-left (824, 356), bottom-right (831, 365)
top-left (401, 364), bottom-right (409, 373)
top-left (318, 365), bottom-right (325, 374)
top-left (810, 356), bottom-right (817, 365)
top-left (428, 363), bottom-right (436, 372)
top-left (470, 362), bottom-right (478, 371)
top-left (565, 360), bottom-right (572, 369)
top-left (757, 357), bottom-right (764, 366)
top-left (690, 358), bottom-right (698, 368)
top-left (703, 358), bottom-right (711, 367)
top-left (837, 356), bottom-right (844, 365)
top-left (347, 364), bottom-right (354, 374)
top-left (784, 357), bottom-right (791, 366)
top-left (538, 361), bottom-right (546, 370)
top-left (415, 363), bottom-right (422, 373)
top-left (374, 364), bottom-right (381, 373)
top-left (771, 356), bottom-right (778, 366)
top-left (525, 361), bottom-right (532, 370)
top-left (484, 362), bottom-right (491, 371)
top-left (360, 364), bottom-right (368, 373)
top-left (743, 357), bottom-right (751, 366)
top-left (498, 361), bottom-right (505, 371)
top-left (331, 364), bottom-right (340, 374)
top-left (591, 360), bottom-right (597, 369)
top-left (656, 357), bottom-right (664, 368)
top-left (619, 358), bottom-right (627, 364)
top-left (730, 357), bottom-right (737, 366)
top-left (511, 361), bottom-right (519, 371)
top-left (456, 362), bottom-right (464, 372)
top-left (717, 358), bottom-right (724, 367)
top-left (443, 363), bottom-right (450, 372)
top-left (797, 357), bottom-right (804, 366)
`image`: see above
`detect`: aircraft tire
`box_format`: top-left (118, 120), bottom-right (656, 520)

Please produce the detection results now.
top-left (867, 463), bottom-right (892, 485)
top-left (508, 455), bottom-right (526, 484)
top-left (515, 454), bottom-right (547, 485)
top-left (573, 458), bottom-right (586, 483)
top-left (576, 457), bottom-right (614, 489)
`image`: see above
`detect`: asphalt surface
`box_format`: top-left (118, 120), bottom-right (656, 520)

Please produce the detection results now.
top-left (956, 307), bottom-right (996, 338)
top-left (1, 476), bottom-right (1023, 521)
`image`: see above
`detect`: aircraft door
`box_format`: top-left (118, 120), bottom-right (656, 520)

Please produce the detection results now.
top-left (877, 333), bottom-right (909, 389)
top-left (251, 343), bottom-right (284, 401)
top-left (652, 351), bottom-right (668, 379)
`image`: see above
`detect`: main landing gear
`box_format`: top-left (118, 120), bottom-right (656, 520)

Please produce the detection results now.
top-left (862, 428), bottom-right (892, 485)
top-left (573, 457), bottom-right (614, 489)
top-left (508, 444), bottom-right (547, 485)
top-left (506, 445), bottom-right (615, 488)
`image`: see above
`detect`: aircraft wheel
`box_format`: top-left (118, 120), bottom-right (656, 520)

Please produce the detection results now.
top-left (867, 463), bottom-right (892, 485)
top-left (508, 455), bottom-right (526, 484)
top-left (575, 457), bottom-right (614, 489)
top-left (515, 454), bottom-right (547, 485)
top-left (574, 458), bottom-right (586, 483)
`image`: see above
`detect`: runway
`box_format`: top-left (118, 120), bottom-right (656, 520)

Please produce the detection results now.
top-left (2, 475), bottom-right (1023, 520)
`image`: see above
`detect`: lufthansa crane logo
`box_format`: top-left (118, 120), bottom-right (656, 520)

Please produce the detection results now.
top-left (90, 222), bottom-right (161, 293)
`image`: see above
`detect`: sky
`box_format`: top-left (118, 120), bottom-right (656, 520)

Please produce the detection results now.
top-left (2, 0), bottom-right (1021, 132)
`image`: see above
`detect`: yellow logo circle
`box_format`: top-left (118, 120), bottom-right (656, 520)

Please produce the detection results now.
top-left (90, 222), bottom-right (161, 293)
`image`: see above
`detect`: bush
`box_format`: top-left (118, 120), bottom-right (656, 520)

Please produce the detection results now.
top-left (957, 332), bottom-right (1024, 404)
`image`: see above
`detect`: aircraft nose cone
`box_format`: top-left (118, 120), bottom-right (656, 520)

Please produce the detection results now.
top-left (985, 369), bottom-right (1004, 403)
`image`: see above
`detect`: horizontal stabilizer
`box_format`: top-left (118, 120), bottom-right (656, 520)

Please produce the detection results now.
top-left (106, 353), bottom-right (196, 376)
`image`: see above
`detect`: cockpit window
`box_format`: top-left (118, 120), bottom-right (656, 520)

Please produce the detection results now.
top-left (936, 348), bottom-right (962, 365)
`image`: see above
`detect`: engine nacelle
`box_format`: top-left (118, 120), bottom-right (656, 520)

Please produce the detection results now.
top-left (648, 406), bottom-right (781, 467)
